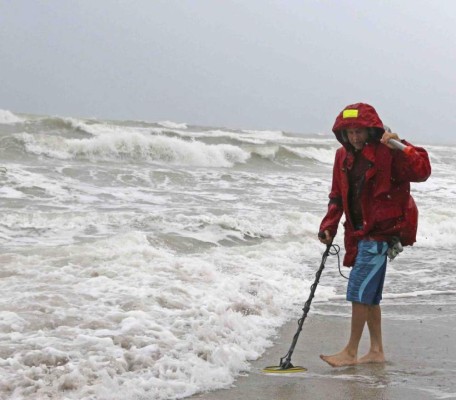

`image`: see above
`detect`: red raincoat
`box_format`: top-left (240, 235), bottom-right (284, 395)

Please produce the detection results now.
top-left (319, 103), bottom-right (431, 266)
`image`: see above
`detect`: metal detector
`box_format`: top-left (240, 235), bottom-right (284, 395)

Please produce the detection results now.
top-left (262, 242), bottom-right (335, 373)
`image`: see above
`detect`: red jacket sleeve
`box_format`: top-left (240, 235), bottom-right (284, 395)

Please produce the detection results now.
top-left (392, 140), bottom-right (431, 183)
top-left (319, 149), bottom-right (344, 237)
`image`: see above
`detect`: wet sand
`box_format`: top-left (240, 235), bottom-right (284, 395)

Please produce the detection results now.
top-left (192, 298), bottom-right (456, 399)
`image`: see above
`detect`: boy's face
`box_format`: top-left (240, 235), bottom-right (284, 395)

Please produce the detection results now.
top-left (346, 128), bottom-right (369, 150)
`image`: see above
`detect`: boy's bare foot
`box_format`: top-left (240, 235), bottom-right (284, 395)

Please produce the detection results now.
top-left (320, 351), bottom-right (357, 367)
top-left (358, 351), bottom-right (385, 364)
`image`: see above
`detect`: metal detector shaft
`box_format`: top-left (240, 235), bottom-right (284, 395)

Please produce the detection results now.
top-left (388, 138), bottom-right (406, 151)
top-left (384, 126), bottom-right (410, 153)
top-left (279, 243), bottom-right (332, 369)
top-left (388, 138), bottom-right (416, 157)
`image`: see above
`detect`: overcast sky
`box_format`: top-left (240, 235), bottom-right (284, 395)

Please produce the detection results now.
top-left (1, 1), bottom-right (455, 143)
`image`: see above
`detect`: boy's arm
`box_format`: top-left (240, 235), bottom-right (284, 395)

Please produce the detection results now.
top-left (381, 131), bottom-right (431, 183)
top-left (319, 150), bottom-right (344, 239)
top-left (391, 140), bottom-right (431, 183)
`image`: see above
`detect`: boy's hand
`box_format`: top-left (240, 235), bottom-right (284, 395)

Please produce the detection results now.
top-left (318, 230), bottom-right (332, 245)
top-left (381, 132), bottom-right (401, 149)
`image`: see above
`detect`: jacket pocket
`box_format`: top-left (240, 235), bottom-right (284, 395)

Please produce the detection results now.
top-left (372, 201), bottom-right (403, 232)
top-left (373, 202), bottom-right (402, 222)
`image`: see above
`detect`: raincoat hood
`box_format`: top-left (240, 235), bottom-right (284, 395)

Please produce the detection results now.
top-left (332, 103), bottom-right (385, 147)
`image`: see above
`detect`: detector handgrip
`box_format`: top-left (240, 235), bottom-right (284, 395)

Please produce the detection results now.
top-left (388, 139), bottom-right (415, 156)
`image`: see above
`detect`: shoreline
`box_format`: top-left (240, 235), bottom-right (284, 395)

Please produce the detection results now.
top-left (192, 298), bottom-right (456, 400)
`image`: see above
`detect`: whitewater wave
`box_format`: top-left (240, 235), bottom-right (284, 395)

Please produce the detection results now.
top-left (245, 145), bottom-right (335, 166)
top-left (17, 132), bottom-right (250, 167)
top-left (41, 117), bottom-right (155, 137)
top-left (158, 120), bottom-right (188, 129)
top-left (13, 125), bottom-right (335, 167)
top-left (164, 129), bottom-right (282, 146)
top-left (0, 109), bottom-right (23, 124)
top-left (282, 145), bottom-right (335, 164)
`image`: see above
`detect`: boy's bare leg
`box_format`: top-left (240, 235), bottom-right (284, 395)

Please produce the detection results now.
top-left (320, 302), bottom-right (368, 367)
top-left (358, 305), bottom-right (386, 363)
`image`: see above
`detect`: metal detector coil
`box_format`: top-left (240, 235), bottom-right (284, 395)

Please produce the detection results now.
top-left (262, 365), bottom-right (307, 374)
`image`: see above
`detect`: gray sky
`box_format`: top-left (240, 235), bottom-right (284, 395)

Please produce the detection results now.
top-left (1, 1), bottom-right (455, 143)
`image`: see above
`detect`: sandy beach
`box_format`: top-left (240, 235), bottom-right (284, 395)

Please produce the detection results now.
top-left (192, 295), bottom-right (456, 400)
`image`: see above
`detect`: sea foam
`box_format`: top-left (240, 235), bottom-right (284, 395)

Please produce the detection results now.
top-left (0, 109), bottom-right (23, 124)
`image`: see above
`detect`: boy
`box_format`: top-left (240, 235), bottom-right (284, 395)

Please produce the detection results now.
top-left (318, 103), bottom-right (431, 367)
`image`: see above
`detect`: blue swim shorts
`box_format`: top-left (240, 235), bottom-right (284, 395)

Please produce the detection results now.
top-left (346, 240), bottom-right (388, 305)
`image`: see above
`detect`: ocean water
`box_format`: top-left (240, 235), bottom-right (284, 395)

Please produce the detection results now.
top-left (0, 109), bottom-right (454, 399)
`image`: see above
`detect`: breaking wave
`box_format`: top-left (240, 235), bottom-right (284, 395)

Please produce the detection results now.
top-left (17, 132), bottom-right (251, 167)
top-left (0, 109), bottom-right (23, 124)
